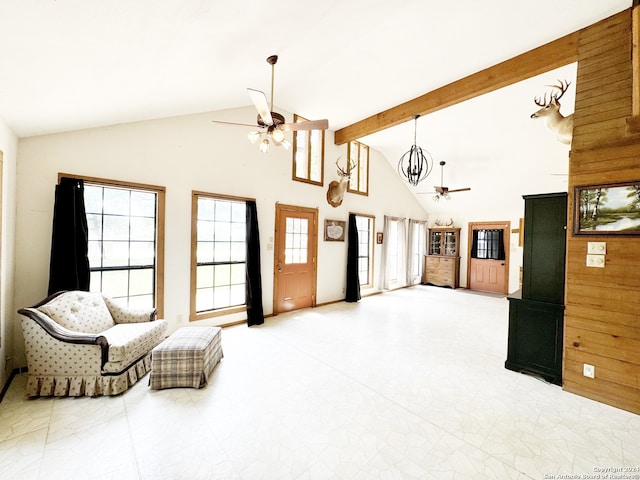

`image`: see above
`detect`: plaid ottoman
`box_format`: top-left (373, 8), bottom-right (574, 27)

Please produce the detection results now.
top-left (150, 326), bottom-right (223, 390)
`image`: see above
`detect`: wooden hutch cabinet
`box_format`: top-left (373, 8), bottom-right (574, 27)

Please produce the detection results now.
top-left (423, 227), bottom-right (460, 288)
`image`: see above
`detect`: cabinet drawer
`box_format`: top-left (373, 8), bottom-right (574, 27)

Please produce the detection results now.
top-left (424, 254), bottom-right (459, 288)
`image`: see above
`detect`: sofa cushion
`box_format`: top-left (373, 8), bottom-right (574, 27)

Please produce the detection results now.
top-left (38, 291), bottom-right (115, 334)
top-left (101, 319), bottom-right (168, 373)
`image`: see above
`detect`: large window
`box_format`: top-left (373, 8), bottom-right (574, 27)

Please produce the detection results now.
top-left (292, 114), bottom-right (324, 185)
top-left (408, 219), bottom-right (427, 285)
top-left (355, 214), bottom-right (375, 288)
top-left (381, 216), bottom-right (407, 290)
top-left (387, 219), bottom-right (399, 283)
top-left (347, 140), bottom-right (369, 195)
top-left (191, 193), bottom-right (247, 320)
top-left (82, 178), bottom-right (165, 315)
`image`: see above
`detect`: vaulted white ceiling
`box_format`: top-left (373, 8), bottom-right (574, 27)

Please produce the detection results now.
top-left (0, 0), bottom-right (632, 206)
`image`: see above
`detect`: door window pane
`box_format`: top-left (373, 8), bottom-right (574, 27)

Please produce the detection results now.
top-left (285, 218), bottom-right (309, 265)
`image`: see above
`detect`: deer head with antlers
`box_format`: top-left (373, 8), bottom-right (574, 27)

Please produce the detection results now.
top-left (530, 79), bottom-right (574, 145)
top-left (326, 157), bottom-right (356, 208)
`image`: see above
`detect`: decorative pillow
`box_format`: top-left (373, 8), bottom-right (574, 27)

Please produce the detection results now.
top-left (38, 291), bottom-right (115, 334)
top-left (103, 296), bottom-right (155, 324)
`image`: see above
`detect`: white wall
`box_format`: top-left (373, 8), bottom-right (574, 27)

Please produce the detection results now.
top-left (13, 106), bottom-right (427, 364)
top-left (0, 118), bottom-right (18, 388)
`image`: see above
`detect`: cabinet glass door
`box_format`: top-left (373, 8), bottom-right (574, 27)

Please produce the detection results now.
top-left (443, 231), bottom-right (457, 256)
top-left (429, 231), bottom-right (441, 255)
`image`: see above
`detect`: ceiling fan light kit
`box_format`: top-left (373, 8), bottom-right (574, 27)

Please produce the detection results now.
top-left (432, 161), bottom-right (471, 202)
top-left (212, 54), bottom-right (328, 154)
top-left (398, 115), bottom-right (433, 186)
top-left (415, 160), bottom-right (471, 200)
top-left (433, 191), bottom-right (450, 202)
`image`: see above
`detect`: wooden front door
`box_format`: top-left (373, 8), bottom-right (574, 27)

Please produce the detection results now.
top-left (467, 221), bottom-right (510, 295)
top-left (273, 204), bottom-right (318, 314)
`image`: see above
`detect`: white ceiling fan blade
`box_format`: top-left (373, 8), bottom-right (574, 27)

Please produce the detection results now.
top-left (247, 88), bottom-right (273, 126)
top-left (280, 119), bottom-right (329, 132)
top-left (212, 120), bottom-right (266, 129)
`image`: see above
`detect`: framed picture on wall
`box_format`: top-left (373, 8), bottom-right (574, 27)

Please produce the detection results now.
top-left (573, 181), bottom-right (640, 235)
top-left (324, 219), bottom-right (346, 241)
top-left (376, 232), bottom-right (383, 244)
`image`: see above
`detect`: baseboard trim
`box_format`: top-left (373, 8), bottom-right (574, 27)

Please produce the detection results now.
top-left (0, 366), bottom-right (27, 404)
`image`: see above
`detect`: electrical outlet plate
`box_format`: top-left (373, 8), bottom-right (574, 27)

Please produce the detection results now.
top-left (587, 241), bottom-right (606, 254)
top-left (586, 254), bottom-right (605, 268)
top-left (583, 363), bottom-right (595, 378)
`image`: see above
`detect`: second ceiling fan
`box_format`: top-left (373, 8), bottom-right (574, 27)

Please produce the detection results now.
top-left (213, 55), bottom-right (329, 152)
top-left (418, 161), bottom-right (471, 201)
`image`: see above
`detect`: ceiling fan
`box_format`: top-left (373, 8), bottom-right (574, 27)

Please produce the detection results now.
top-left (212, 55), bottom-right (329, 153)
top-left (418, 161), bottom-right (471, 201)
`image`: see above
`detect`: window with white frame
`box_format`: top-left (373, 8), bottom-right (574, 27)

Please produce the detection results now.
top-left (355, 214), bottom-right (375, 288)
top-left (84, 180), bottom-right (165, 314)
top-left (191, 193), bottom-right (247, 320)
top-left (408, 220), bottom-right (427, 284)
top-left (381, 216), bottom-right (407, 290)
top-left (387, 219), bottom-right (399, 283)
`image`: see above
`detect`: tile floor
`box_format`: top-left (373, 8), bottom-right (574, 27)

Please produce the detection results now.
top-left (1, 286), bottom-right (639, 479)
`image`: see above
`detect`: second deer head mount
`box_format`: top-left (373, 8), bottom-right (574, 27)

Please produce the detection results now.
top-left (326, 157), bottom-right (356, 208)
top-left (530, 79), bottom-right (574, 145)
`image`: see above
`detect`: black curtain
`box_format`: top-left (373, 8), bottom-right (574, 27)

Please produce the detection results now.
top-left (245, 201), bottom-right (264, 326)
top-left (471, 229), bottom-right (505, 261)
top-left (48, 177), bottom-right (90, 295)
top-left (345, 213), bottom-right (361, 302)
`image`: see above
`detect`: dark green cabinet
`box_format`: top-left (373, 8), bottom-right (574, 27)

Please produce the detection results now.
top-left (505, 292), bottom-right (564, 385)
top-left (521, 193), bottom-right (567, 304)
top-left (506, 192), bottom-right (567, 385)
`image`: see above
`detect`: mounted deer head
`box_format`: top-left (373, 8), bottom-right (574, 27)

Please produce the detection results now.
top-left (530, 79), bottom-right (574, 145)
top-left (326, 157), bottom-right (356, 208)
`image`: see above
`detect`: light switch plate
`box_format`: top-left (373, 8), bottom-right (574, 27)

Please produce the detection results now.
top-left (587, 241), bottom-right (606, 254)
top-left (583, 363), bottom-right (595, 378)
top-left (586, 254), bottom-right (605, 268)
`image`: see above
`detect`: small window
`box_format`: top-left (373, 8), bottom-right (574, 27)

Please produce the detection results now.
top-left (355, 214), bottom-right (375, 288)
top-left (347, 140), bottom-right (369, 195)
top-left (292, 114), bottom-right (324, 185)
top-left (191, 193), bottom-right (247, 320)
top-left (82, 178), bottom-right (165, 315)
top-left (471, 229), bottom-right (505, 260)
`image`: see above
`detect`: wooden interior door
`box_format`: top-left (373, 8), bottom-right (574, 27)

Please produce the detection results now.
top-left (273, 204), bottom-right (318, 314)
top-left (467, 221), bottom-right (510, 295)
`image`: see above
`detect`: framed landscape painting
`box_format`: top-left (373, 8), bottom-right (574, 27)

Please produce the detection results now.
top-left (574, 181), bottom-right (640, 235)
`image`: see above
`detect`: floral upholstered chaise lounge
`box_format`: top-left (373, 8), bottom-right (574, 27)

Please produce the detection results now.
top-left (19, 290), bottom-right (168, 397)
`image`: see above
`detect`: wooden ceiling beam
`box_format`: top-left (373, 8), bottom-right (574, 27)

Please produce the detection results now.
top-left (334, 30), bottom-right (580, 145)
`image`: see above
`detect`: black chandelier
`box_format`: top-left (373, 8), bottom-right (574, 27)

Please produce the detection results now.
top-left (397, 114), bottom-right (433, 186)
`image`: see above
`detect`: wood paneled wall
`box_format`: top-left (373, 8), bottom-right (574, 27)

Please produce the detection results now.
top-left (565, 9), bottom-right (640, 414)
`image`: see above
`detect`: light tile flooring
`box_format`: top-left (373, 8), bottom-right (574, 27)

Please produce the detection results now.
top-left (2, 286), bottom-right (640, 479)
